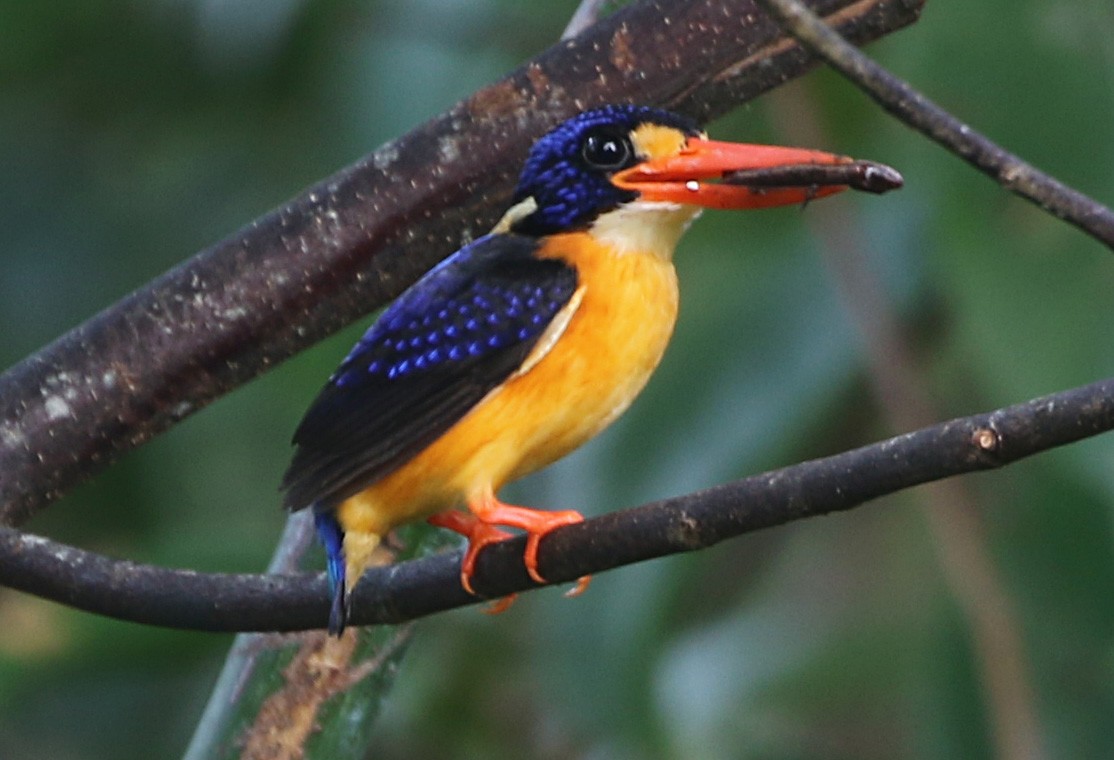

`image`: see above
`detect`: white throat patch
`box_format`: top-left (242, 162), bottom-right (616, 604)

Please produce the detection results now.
top-left (587, 200), bottom-right (702, 260)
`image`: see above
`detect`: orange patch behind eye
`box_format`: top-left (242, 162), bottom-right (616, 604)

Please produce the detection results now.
top-left (629, 123), bottom-right (698, 161)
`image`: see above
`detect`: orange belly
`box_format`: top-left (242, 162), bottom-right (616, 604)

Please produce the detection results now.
top-left (335, 230), bottom-right (680, 538)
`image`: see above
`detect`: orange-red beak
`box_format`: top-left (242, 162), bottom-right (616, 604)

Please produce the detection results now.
top-left (612, 137), bottom-right (885, 210)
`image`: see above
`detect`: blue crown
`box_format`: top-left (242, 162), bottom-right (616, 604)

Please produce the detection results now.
top-left (511, 105), bottom-right (700, 235)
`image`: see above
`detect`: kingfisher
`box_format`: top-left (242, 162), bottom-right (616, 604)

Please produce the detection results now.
top-left (282, 104), bottom-right (899, 634)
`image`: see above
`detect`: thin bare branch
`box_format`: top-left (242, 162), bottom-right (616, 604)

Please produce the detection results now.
top-left (768, 86), bottom-right (1046, 760)
top-left (756, 0), bottom-right (1114, 251)
top-left (2, 375), bottom-right (1112, 633)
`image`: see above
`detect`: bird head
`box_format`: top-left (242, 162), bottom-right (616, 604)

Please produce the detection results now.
top-left (503, 104), bottom-right (885, 251)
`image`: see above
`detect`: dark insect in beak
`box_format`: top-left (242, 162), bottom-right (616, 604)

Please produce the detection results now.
top-left (722, 160), bottom-right (904, 195)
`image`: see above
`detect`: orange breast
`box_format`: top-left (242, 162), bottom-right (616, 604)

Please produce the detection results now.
top-left (336, 230), bottom-right (680, 536)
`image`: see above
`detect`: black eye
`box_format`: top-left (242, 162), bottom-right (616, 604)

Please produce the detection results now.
top-left (581, 130), bottom-right (632, 170)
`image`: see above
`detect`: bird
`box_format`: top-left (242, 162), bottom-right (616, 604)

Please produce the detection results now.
top-left (281, 104), bottom-right (899, 634)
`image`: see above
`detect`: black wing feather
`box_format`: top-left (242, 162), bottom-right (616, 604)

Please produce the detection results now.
top-left (281, 233), bottom-right (578, 510)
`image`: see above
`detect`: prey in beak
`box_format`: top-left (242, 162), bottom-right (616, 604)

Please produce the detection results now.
top-left (613, 136), bottom-right (903, 210)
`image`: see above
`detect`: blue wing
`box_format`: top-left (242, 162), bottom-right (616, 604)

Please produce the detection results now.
top-left (281, 233), bottom-right (578, 510)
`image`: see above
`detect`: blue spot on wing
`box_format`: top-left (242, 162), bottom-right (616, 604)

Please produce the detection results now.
top-left (281, 233), bottom-right (578, 511)
top-left (329, 265), bottom-right (571, 392)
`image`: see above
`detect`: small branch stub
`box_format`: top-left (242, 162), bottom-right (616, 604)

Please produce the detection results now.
top-left (972, 426), bottom-right (1000, 453)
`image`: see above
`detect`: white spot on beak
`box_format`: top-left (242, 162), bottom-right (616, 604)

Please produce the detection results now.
top-left (685, 180), bottom-right (700, 192)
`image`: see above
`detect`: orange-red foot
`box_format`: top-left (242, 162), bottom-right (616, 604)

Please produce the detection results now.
top-left (469, 492), bottom-right (592, 593)
top-left (481, 594), bottom-right (518, 615)
top-left (428, 495), bottom-right (592, 602)
top-left (427, 511), bottom-right (521, 613)
top-left (565, 575), bottom-right (592, 597)
top-left (428, 510), bottom-right (512, 599)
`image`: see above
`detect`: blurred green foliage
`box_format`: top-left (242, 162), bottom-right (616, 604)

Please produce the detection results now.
top-left (2, 0), bottom-right (1114, 757)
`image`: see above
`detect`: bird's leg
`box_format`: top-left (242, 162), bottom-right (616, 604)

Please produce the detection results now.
top-left (428, 510), bottom-right (513, 595)
top-left (469, 489), bottom-right (591, 595)
top-left (429, 491), bottom-right (591, 604)
top-left (427, 510), bottom-right (517, 613)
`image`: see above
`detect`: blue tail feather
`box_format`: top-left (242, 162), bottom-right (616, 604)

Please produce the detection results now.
top-left (313, 508), bottom-right (348, 635)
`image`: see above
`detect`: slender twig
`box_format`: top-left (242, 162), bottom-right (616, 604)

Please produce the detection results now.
top-left (770, 84), bottom-right (1046, 760)
top-left (756, 0), bottom-right (1114, 251)
top-left (2, 375), bottom-right (1112, 633)
top-left (183, 510), bottom-right (315, 758)
top-left (0, 0), bottom-right (925, 528)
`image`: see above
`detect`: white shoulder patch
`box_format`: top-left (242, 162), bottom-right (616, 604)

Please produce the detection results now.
top-left (492, 197), bottom-right (539, 234)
